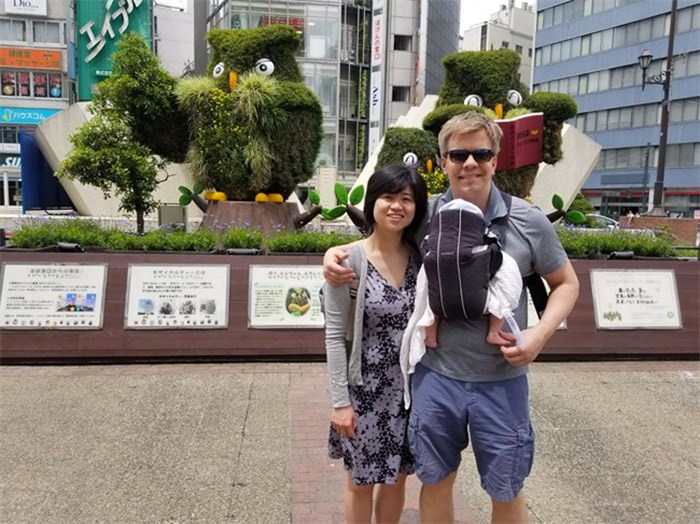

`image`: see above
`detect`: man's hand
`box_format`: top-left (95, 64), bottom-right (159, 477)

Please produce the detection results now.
top-left (498, 326), bottom-right (546, 367)
top-left (331, 405), bottom-right (357, 438)
top-left (323, 246), bottom-right (356, 286)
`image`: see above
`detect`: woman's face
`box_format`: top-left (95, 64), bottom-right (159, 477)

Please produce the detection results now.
top-left (372, 186), bottom-right (416, 234)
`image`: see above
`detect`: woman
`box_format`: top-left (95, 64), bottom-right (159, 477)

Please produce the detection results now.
top-left (323, 164), bottom-right (428, 523)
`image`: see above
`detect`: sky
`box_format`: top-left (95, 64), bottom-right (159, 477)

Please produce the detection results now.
top-left (460, 0), bottom-right (528, 32)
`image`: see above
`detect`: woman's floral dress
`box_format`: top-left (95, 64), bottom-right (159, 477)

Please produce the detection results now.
top-left (328, 254), bottom-right (418, 485)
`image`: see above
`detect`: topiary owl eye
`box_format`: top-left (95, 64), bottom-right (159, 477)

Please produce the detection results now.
top-left (403, 152), bottom-right (418, 166)
top-left (255, 58), bottom-right (275, 76)
top-left (212, 62), bottom-right (226, 78)
top-left (507, 89), bottom-right (523, 106)
top-left (463, 94), bottom-right (483, 107)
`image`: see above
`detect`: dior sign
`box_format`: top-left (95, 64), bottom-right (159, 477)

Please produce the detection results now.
top-left (4, 0), bottom-right (47, 16)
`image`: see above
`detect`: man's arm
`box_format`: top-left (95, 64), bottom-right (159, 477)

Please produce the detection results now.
top-left (323, 241), bottom-right (361, 286)
top-left (500, 259), bottom-right (579, 366)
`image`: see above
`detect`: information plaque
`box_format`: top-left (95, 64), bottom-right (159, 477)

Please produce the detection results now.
top-left (124, 264), bottom-right (229, 329)
top-left (0, 262), bottom-right (107, 329)
top-left (248, 265), bottom-right (325, 328)
top-left (590, 269), bottom-right (682, 330)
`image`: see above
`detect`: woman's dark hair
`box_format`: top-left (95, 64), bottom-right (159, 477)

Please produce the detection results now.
top-left (363, 164), bottom-right (428, 243)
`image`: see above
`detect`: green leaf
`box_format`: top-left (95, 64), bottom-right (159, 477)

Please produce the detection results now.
top-left (321, 208), bottom-right (333, 220)
top-left (309, 190), bottom-right (320, 205)
top-left (552, 194), bottom-right (564, 211)
top-left (565, 210), bottom-right (587, 225)
top-left (179, 194), bottom-right (192, 206)
top-left (334, 183), bottom-right (348, 205)
top-left (326, 205), bottom-right (347, 220)
top-left (192, 182), bottom-right (204, 195)
top-left (178, 185), bottom-right (192, 196)
top-left (349, 185), bottom-right (365, 206)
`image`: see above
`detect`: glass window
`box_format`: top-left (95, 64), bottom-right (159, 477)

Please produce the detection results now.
top-left (581, 35), bottom-right (590, 56)
top-left (528, 47), bottom-right (532, 57)
top-left (515, 44), bottom-right (523, 55)
top-left (32, 21), bottom-right (61, 44)
top-left (32, 72), bottom-right (47, 97)
top-left (564, 2), bottom-right (574, 21)
top-left (610, 68), bottom-right (623, 89)
top-left (542, 45), bottom-right (551, 65)
top-left (592, 0), bottom-right (604, 14)
top-left (394, 35), bottom-right (411, 51)
top-left (392, 86), bottom-right (410, 103)
top-left (551, 42), bottom-right (561, 62)
top-left (682, 98), bottom-right (698, 122)
top-left (600, 28), bottom-right (613, 50)
top-left (578, 74), bottom-right (589, 95)
top-left (638, 19), bottom-right (651, 42)
top-left (686, 52), bottom-right (700, 76)
top-left (598, 69), bottom-right (610, 91)
top-left (590, 31), bottom-right (601, 54)
top-left (302, 63), bottom-right (337, 116)
top-left (501, 41), bottom-right (509, 49)
top-left (651, 15), bottom-right (666, 40)
top-left (535, 48), bottom-right (541, 67)
top-left (571, 37), bottom-right (581, 58)
top-left (693, 4), bottom-right (700, 30)
top-left (604, 149), bottom-right (616, 169)
top-left (644, 103), bottom-right (658, 126)
top-left (622, 65), bottom-right (635, 87)
top-left (0, 18), bottom-right (26, 42)
top-left (589, 71), bottom-right (599, 92)
top-left (665, 144), bottom-right (679, 167)
top-left (694, 143), bottom-right (700, 166)
top-left (608, 108), bottom-right (620, 129)
top-left (537, 11), bottom-right (544, 30)
top-left (584, 112), bottom-right (596, 132)
top-left (632, 105), bottom-right (644, 127)
top-left (543, 8), bottom-right (553, 28)
top-left (619, 107), bottom-right (632, 128)
top-left (616, 148), bottom-right (629, 167)
top-left (596, 110), bottom-right (608, 130)
top-left (553, 4), bottom-right (564, 24)
top-left (561, 39), bottom-right (571, 61)
top-left (583, 0), bottom-right (593, 16)
top-left (574, 114), bottom-right (585, 130)
top-left (678, 143), bottom-right (694, 166)
top-left (676, 8), bottom-right (693, 33)
top-left (613, 26), bottom-right (626, 48)
top-left (670, 100), bottom-right (683, 123)
top-left (629, 147), bottom-right (641, 169)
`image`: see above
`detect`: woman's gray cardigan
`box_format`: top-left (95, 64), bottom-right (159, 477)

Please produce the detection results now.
top-left (323, 243), bottom-right (368, 408)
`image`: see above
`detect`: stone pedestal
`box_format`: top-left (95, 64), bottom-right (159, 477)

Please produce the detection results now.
top-left (199, 201), bottom-right (300, 235)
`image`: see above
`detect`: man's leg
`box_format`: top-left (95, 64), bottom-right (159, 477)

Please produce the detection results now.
top-left (491, 491), bottom-right (528, 524)
top-left (419, 471), bottom-right (458, 523)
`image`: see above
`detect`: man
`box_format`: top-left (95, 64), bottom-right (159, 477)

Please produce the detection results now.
top-left (323, 112), bottom-right (579, 523)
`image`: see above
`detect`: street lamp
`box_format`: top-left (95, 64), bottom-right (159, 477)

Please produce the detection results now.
top-left (637, 0), bottom-right (677, 216)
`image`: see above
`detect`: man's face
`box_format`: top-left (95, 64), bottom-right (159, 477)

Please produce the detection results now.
top-left (440, 129), bottom-right (497, 205)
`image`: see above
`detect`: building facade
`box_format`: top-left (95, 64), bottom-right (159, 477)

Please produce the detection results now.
top-left (0, 0), bottom-right (70, 212)
top-left (534, 0), bottom-right (700, 218)
top-left (201, 0), bottom-right (459, 186)
top-left (461, 0), bottom-right (535, 89)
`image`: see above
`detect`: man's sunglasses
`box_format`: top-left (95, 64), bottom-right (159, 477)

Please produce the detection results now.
top-left (445, 149), bottom-right (495, 164)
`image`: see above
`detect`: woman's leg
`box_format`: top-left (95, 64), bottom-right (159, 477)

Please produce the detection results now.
top-left (344, 474), bottom-right (374, 523)
top-left (374, 473), bottom-right (408, 524)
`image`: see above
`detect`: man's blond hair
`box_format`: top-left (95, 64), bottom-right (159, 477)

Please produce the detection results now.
top-left (438, 112), bottom-right (503, 155)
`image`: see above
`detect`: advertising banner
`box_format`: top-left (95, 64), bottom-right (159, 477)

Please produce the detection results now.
top-left (75, 0), bottom-right (152, 101)
top-left (248, 265), bottom-right (325, 328)
top-left (368, 0), bottom-right (385, 157)
top-left (0, 263), bottom-right (107, 329)
top-left (125, 264), bottom-right (229, 329)
top-left (0, 106), bottom-right (59, 124)
top-left (4, 0), bottom-right (47, 17)
top-left (0, 48), bottom-right (61, 70)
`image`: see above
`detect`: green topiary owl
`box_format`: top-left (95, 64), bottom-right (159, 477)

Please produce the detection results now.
top-left (377, 49), bottom-right (577, 200)
top-left (176, 25), bottom-right (323, 201)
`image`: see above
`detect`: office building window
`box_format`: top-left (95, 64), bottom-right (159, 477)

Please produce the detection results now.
top-left (392, 86), bottom-right (410, 103)
top-left (394, 35), bottom-right (411, 51)
top-left (501, 41), bottom-right (509, 49)
top-left (32, 21), bottom-right (61, 45)
top-left (1, 70), bottom-right (63, 98)
top-left (0, 18), bottom-right (26, 42)
top-left (515, 45), bottom-right (523, 55)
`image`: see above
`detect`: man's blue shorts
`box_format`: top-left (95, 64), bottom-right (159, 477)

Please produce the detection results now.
top-left (407, 363), bottom-right (535, 502)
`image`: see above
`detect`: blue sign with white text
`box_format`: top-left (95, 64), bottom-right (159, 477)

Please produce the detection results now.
top-left (0, 107), bottom-right (60, 125)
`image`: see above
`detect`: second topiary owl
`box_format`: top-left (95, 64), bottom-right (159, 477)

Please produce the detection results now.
top-left (177, 25), bottom-right (323, 201)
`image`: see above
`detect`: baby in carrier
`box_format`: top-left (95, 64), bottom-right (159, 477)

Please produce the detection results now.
top-left (423, 199), bottom-right (522, 347)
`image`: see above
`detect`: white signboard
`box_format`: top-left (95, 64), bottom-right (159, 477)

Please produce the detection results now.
top-left (526, 280), bottom-right (566, 330)
top-left (248, 265), bottom-right (325, 328)
top-left (0, 263), bottom-right (107, 329)
top-left (368, 0), bottom-right (385, 157)
top-left (125, 264), bottom-right (229, 329)
top-left (4, 0), bottom-right (47, 16)
top-left (590, 269), bottom-right (682, 330)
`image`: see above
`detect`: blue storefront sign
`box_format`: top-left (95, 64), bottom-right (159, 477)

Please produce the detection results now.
top-left (0, 107), bottom-right (60, 125)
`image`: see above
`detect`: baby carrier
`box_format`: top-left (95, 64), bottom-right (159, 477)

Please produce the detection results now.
top-left (423, 199), bottom-right (503, 320)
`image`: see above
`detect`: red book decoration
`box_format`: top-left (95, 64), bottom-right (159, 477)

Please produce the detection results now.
top-left (495, 112), bottom-right (544, 170)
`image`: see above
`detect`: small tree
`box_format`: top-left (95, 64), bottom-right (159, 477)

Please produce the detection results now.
top-left (58, 112), bottom-right (165, 234)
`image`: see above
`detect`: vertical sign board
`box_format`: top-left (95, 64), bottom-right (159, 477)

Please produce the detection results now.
top-left (75, 0), bottom-right (152, 101)
top-left (368, 0), bottom-right (385, 157)
top-left (0, 263), bottom-right (107, 329)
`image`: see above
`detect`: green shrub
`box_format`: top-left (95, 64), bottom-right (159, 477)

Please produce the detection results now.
top-left (219, 227), bottom-right (264, 250)
top-left (8, 218), bottom-right (108, 248)
top-left (265, 227), bottom-right (362, 253)
top-left (556, 226), bottom-right (675, 258)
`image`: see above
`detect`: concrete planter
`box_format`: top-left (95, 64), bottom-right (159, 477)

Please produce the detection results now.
top-left (0, 251), bottom-right (697, 362)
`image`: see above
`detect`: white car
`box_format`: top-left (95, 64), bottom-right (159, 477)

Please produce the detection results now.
top-left (586, 214), bottom-right (619, 229)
